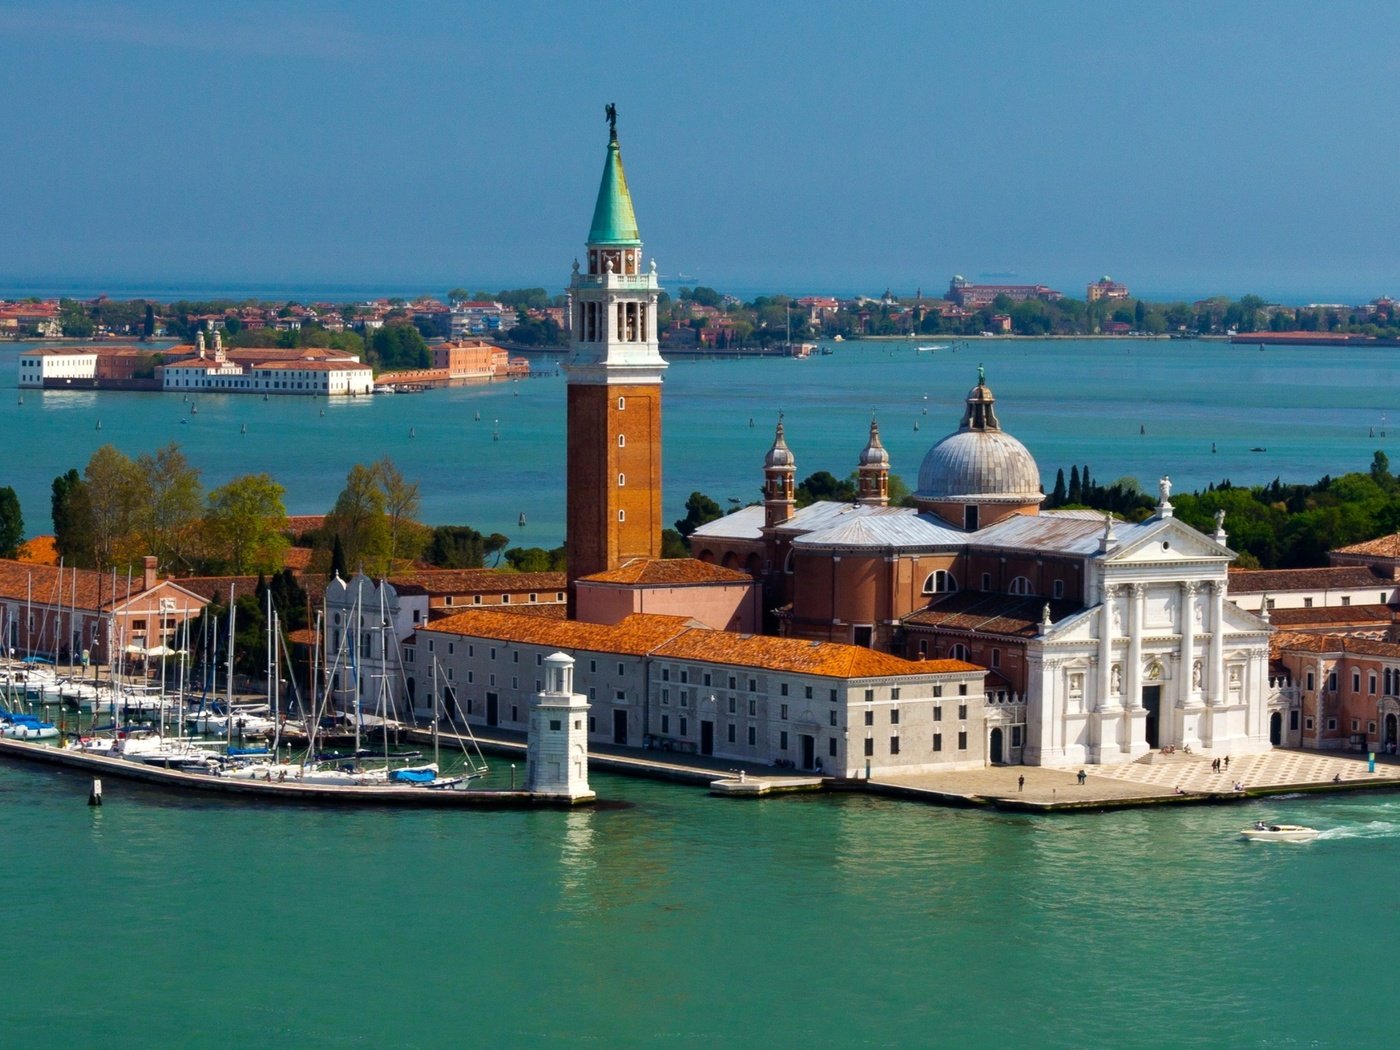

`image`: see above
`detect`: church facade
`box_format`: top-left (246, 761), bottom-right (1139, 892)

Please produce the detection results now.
top-left (692, 376), bottom-right (1282, 766)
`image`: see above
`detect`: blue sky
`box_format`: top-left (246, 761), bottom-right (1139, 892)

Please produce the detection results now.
top-left (2, 1), bottom-right (1397, 301)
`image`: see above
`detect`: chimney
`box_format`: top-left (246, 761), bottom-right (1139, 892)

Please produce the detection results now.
top-left (143, 555), bottom-right (158, 591)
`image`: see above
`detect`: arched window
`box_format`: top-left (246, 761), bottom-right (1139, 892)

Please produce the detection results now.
top-left (617, 396), bottom-right (626, 410)
top-left (783, 549), bottom-right (795, 575)
top-left (617, 509), bottom-right (626, 523)
top-left (617, 473), bottom-right (626, 487)
top-left (921, 570), bottom-right (958, 595)
top-left (617, 434), bottom-right (626, 448)
top-left (950, 643), bottom-right (971, 661)
top-left (1009, 576), bottom-right (1034, 595)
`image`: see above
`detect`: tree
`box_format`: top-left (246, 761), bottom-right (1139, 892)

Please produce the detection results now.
top-left (330, 534), bottom-right (347, 578)
top-left (674, 491), bottom-right (724, 537)
top-left (1371, 450), bottom-right (1392, 487)
top-left (660, 528), bottom-right (689, 559)
top-left (325, 463), bottom-right (388, 573)
top-left (1068, 465), bottom-right (1082, 504)
top-left (376, 457), bottom-right (422, 568)
top-left (796, 471), bottom-right (856, 507)
top-left (206, 474), bottom-right (289, 575)
top-left (1052, 468), bottom-right (1067, 507)
top-left (135, 443), bottom-right (203, 571)
top-left (369, 323), bottom-right (428, 371)
top-left (504, 546), bottom-right (566, 572)
top-left (427, 525), bottom-right (487, 568)
top-left (84, 445), bottom-right (144, 569)
top-left (0, 487), bottom-right (22, 558)
top-left (51, 468), bottom-right (93, 565)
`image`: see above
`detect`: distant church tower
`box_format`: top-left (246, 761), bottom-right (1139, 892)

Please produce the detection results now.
top-left (857, 419), bottom-right (890, 507)
top-left (565, 107), bottom-right (666, 603)
top-left (526, 652), bottom-right (594, 801)
top-left (763, 415), bottom-right (797, 527)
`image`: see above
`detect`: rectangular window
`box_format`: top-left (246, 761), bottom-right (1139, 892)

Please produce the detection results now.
top-left (891, 687), bottom-right (900, 701)
top-left (991, 649), bottom-right (1001, 669)
top-left (1011, 725), bottom-right (1023, 747)
top-left (680, 670), bottom-right (688, 684)
top-left (680, 718), bottom-right (688, 736)
top-left (933, 705), bottom-right (942, 722)
top-left (829, 689), bottom-right (837, 702)
top-left (661, 715), bottom-right (669, 733)
top-left (615, 690), bottom-right (625, 703)
top-left (864, 688), bottom-right (875, 702)
top-left (1053, 580), bottom-right (1064, 599)
top-left (780, 704), bottom-right (789, 720)
top-left (1290, 710), bottom-right (1299, 731)
top-left (728, 697), bottom-right (736, 714)
top-left (958, 684), bottom-right (968, 696)
top-left (933, 685), bottom-right (943, 698)
top-left (780, 731), bottom-right (788, 751)
top-left (829, 738), bottom-right (838, 757)
top-left (890, 736), bottom-right (900, 755)
top-left (618, 663), bottom-right (626, 676)
top-left (1303, 597), bottom-right (1314, 608)
top-left (1327, 718), bottom-right (1338, 731)
top-left (662, 688), bottom-right (670, 704)
top-left (588, 716), bottom-right (595, 732)
top-left (981, 572), bottom-right (992, 590)
top-left (829, 710), bottom-right (837, 727)
top-left (1305, 716), bottom-right (1314, 730)
top-left (1353, 672), bottom-right (1361, 693)
top-left (805, 686), bottom-right (813, 699)
top-left (1352, 719), bottom-right (1360, 732)
top-left (747, 726), bottom-right (756, 746)
top-left (727, 725), bottom-right (736, 743)
top-left (864, 710), bottom-right (874, 726)
top-left (933, 733), bottom-right (943, 752)
top-left (680, 691), bottom-right (689, 707)
top-left (590, 660), bottom-right (597, 673)
top-left (958, 704), bottom-right (968, 720)
top-left (1341, 596), bottom-right (1351, 607)
top-left (957, 731), bottom-right (968, 750)
top-left (863, 738), bottom-right (874, 757)
top-left (703, 673), bottom-right (711, 687)
top-left (549, 720), bottom-right (562, 731)
top-left (780, 683), bottom-right (789, 696)
top-left (512, 651), bottom-right (519, 663)
top-left (748, 699), bottom-right (757, 716)
top-left (662, 668), bottom-right (670, 682)
top-left (890, 709), bottom-right (900, 725)
top-left (749, 679), bottom-right (757, 692)
top-left (1369, 721), bottom-right (1378, 734)
top-left (729, 676), bottom-right (737, 690)
top-left (490, 647), bottom-right (497, 660)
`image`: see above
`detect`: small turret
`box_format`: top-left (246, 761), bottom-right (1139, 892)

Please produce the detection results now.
top-left (857, 418), bottom-right (890, 507)
top-left (764, 414), bottom-right (797, 527)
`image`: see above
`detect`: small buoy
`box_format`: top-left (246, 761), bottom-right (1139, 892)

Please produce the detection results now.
top-left (922, 408), bottom-right (927, 415)
top-left (1140, 424), bottom-right (1145, 435)
top-left (914, 421), bottom-right (920, 431)
top-left (748, 417), bottom-right (754, 428)
top-left (518, 512), bottom-right (527, 527)
top-left (409, 427), bottom-right (416, 438)
top-left (240, 423), bottom-right (247, 435)
top-left (16, 395), bottom-right (22, 405)
top-left (190, 404), bottom-right (197, 415)
top-left (1211, 442), bottom-right (1217, 453)
top-left (320, 408), bottom-right (325, 417)
top-left (475, 411), bottom-right (481, 422)
top-left (88, 778), bottom-right (102, 806)
top-left (1370, 427), bottom-right (1376, 438)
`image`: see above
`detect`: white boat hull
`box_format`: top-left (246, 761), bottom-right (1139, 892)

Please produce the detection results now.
top-left (1241, 825), bottom-right (1318, 842)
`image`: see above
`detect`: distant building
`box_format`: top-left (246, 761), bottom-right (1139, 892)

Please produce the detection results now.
top-left (449, 302), bottom-right (515, 338)
top-left (158, 332), bottom-right (373, 396)
top-left (947, 276), bottom-right (1062, 308)
top-left (17, 349), bottom-right (98, 387)
top-left (1087, 276), bottom-right (1130, 302)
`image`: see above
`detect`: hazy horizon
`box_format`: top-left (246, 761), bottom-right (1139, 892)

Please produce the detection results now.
top-left (3, 1), bottom-right (1398, 300)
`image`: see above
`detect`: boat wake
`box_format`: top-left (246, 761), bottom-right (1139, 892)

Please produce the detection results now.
top-left (1313, 820), bottom-right (1400, 841)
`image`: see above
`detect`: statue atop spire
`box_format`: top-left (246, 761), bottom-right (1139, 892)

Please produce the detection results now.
top-left (977, 362), bottom-right (986, 387)
top-left (605, 102), bottom-right (617, 142)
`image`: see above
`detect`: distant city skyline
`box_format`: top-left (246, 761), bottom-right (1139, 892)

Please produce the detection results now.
top-left (3, 1), bottom-right (1398, 302)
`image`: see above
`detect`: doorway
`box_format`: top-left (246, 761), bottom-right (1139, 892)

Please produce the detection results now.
top-left (1387, 713), bottom-right (1398, 752)
top-left (989, 727), bottom-right (1004, 764)
top-left (800, 734), bottom-right (815, 769)
top-left (701, 720), bottom-right (715, 756)
top-left (1269, 710), bottom-right (1282, 746)
top-left (486, 691), bottom-right (499, 727)
top-left (613, 710), bottom-right (628, 746)
top-left (1142, 685), bottom-right (1162, 749)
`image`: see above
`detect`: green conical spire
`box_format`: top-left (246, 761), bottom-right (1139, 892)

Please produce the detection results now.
top-left (587, 136), bottom-right (641, 247)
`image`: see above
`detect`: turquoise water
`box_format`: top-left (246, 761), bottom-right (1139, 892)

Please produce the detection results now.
top-left (2, 338), bottom-right (1397, 547)
top-left (4, 758), bottom-right (1399, 1048)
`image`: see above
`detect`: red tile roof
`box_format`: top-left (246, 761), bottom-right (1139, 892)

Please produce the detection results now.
top-left (579, 558), bottom-right (753, 586)
top-left (1333, 534), bottom-right (1400, 559)
top-left (418, 610), bottom-right (697, 656)
top-left (1228, 566), bottom-right (1389, 593)
top-left (653, 631), bottom-right (979, 680)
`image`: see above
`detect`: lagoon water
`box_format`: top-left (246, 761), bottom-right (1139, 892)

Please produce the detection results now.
top-left (4, 758), bottom-right (1400, 1048)
top-left (1, 337), bottom-right (1397, 548)
top-left (5, 337), bottom-right (1400, 1045)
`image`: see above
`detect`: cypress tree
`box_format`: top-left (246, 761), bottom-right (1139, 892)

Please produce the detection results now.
top-left (1051, 469), bottom-right (1066, 507)
top-left (331, 535), bottom-right (347, 578)
top-left (1068, 465), bottom-right (1082, 504)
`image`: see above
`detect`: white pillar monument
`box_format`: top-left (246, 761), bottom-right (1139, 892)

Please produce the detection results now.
top-left (526, 652), bottom-right (595, 801)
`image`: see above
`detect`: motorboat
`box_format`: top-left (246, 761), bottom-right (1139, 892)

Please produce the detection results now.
top-left (1241, 822), bottom-right (1318, 842)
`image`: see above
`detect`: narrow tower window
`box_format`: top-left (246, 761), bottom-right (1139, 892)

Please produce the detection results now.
top-left (617, 396), bottom-right (625, 410)
top-left (618, 473), bottom-right (626, 487)
top-left (617, 434), bottom-right (626, 448)
top-left (618, 510), bottom-right (626, 522)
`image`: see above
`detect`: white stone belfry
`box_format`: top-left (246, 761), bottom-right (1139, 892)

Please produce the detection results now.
top-left (526, 652), bottom-right (594, 801)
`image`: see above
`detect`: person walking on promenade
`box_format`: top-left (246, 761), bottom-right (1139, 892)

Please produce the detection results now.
top-left (1077, 769), bottom-right (1086, 785)
top-left (1018, 774), bottom-right (1025, 792)
top-left (1224, 755), bottom-right (1230, 771)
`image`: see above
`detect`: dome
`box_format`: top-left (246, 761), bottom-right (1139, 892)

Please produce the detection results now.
top-left (859, 419), bottom-right (889, 468)
top-left (914, 369), bottom-right (1043, 505)
top-left (915, 429), bottom-right (1042, 502)
top-left (764, 416), bottom-right (796, 470)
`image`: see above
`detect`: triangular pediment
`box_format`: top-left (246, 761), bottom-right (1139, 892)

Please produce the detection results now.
top-left (1105, 517), bottom-right (1233, 564)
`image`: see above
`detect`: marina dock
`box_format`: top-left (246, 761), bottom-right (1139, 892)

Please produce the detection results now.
top-left (0, 737), bottom-right (593, 807)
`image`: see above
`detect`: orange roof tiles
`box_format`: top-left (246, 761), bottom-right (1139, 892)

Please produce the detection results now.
top-left (389, 569), bottom-right (566, 595)
top-left (1228, 566), bottom-right (1388, 593)
top-left (1333, 534), bottom-right (1400, 559)
top-left (653, 630), bottom-right (979, 680)
top-left (418, 609), bottom-right (697, 656)
top-left (579, 558), bottom-right (753, 586)
top-left (1272, 632), bottom-right (1400, 659)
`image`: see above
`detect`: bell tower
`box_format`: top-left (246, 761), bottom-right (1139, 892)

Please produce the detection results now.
top-left (857, 419), bottom-right (890, 507)
top-left (565, 107), bottom-right (666, 601)
top-left (763, 415), bottom-right (797, 527)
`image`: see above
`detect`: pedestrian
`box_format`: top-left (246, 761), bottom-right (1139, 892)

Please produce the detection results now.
top-left (1077, 769), bottom-right (1086, 785)
top-left (1233, 781), bottom-right (1243, 792)
top-left (1224, 755), bottom-right (1230, 771)
top-left (1018, 774), bottom-right (1025, 792)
